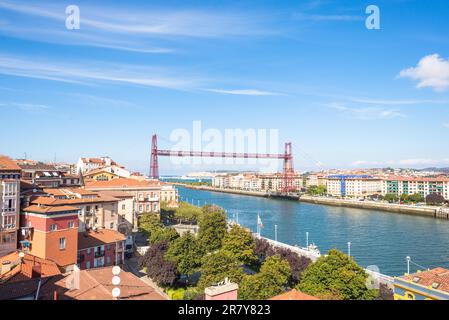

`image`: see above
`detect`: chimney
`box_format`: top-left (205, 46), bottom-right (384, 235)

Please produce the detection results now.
top-left (204, 278), bottom-right (238, 300)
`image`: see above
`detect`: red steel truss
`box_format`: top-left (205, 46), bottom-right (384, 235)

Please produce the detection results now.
top-left (150, 134), bottom-right (296, 192)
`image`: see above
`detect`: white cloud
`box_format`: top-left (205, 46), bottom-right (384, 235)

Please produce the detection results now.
top-left (350, 160), bottom-right (383, 167)
top-left (205, 88), bottom-right (283, 96)
top-left (0, 102), bottom-right (51, 111)
top-left (0, 54), bottom-right (203, 90)
top-left (345, 97), bottom-right (449, 106)
top-left (399, 54), bottom-right (449, 92)
top-left (444, 123), bottom-right (449, 129)
top-left (327, 102), bottom-right (405, 120)
top-left (398, 158), bottom-right (442, 166)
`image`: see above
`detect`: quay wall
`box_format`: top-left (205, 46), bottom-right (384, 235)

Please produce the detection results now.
top-left (299, 195), bottom-right (438, 218)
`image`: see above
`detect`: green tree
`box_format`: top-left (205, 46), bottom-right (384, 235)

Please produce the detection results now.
top-left (297, 249), bottom-right (378, 300)
top-left (239, 255), bottom-right (291, 300)
top-left (408, 193), bottom-right (424, 203)
top-left (165, 232), bottom-right (203, 276)
top-left (198, 205), bottom-right (227, 252)
top-left (222, 224), bottom-right (257, 265)
top-left (149, 227), bottom-right (179, 245)
top-left (138, 213), bottom-right (163, 238)
top-left (197, 250), bottom-right (244, 291)
top-left (383, 193), bottom-right (399, 203)
top-left (307, 185), bottom-right (327, 196)
top-left (400, 194), bottom-right (409, 203)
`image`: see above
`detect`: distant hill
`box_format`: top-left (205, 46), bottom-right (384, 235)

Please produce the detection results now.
top-left (419, 167), bottom-right (449, 173)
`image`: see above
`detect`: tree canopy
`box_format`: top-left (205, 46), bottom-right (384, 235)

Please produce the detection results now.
top-left (197, 250), bottom-right (244, 291)
top-left (238, 255), bottom-right (291, 300)
top-left (307, 185), bottom-right (327, 196)
top-left (198, 205), bottom-right (227, 252)
top-left (149, 227), bottom-right (179, 245)
top-left (139, 241), bottom-right (178, 287)
top-left (426, 193), bottom-right (445, 205)
top-left (165, 231), bottom-right (203, 276)
top-left (222, 224), bottom-right (257, 265)
top-left (297, 249), bottom-right (378, 300)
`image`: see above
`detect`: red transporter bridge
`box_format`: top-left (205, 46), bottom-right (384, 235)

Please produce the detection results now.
top-left (150, 134), bottom-right (296, 193)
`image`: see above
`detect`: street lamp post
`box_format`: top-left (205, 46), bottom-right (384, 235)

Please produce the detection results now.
top-left (406, 256), bottom-right (411, 275)
top-left (347, 242), bottom-right (351, 258)
top-left (275, 225), bottom-right (278, 242)
top-left (306, 232), bottom-right (309, 248)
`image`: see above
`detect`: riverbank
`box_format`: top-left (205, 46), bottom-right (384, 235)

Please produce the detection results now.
top-left (176, 184), bottom-right (444, 219)
top-left (299, 195), bottom-right (440, 218)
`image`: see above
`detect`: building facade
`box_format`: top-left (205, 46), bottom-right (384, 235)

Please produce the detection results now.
top-left (77, 229), bottom-right (125, 269)
top-left (20, 204), bottom-right (79, 270)
top-left (0, 156), bottom-right (21, 257)
top-left (326, 175), bottom-right (382, 198)
top-left (382, 176), bottom-right (449, 199)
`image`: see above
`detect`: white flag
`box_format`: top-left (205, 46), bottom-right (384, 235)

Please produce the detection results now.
top-left (257, 214), bottom-right (264, 228)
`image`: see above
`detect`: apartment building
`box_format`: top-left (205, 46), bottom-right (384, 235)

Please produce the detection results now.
top-left (212, 172), bottom-right (303, 192)
top-left (85, 178), bottom-right (162, 214)
top-left (76, 156), bottom-right (119, 174)
top-left (17, 162), bottom-right (81, 188)
top-left (326, 175), bottom-right (382, 198)
top-left (305, 174), bottom-right (327, 188)
top-left (83, 165), bottom-right (131, 181)
top-left (95, 190), bottom-right (136, 234)
top-left (20, 204), bottom-right (79, 270)
top-left (160, 184), bottom-right (178, 203)
top-left (0, 156), bottom-right (21, 257)
top-left (77, 229), bottom-right (125, 269)
top-left (382, 176), bottom-right (449, 199)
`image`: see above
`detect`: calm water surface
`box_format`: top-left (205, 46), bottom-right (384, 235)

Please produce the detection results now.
top-left (177, 186), bottom-right (449, 276)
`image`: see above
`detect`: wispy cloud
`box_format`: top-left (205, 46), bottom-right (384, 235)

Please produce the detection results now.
top-left (292, 12), bottom-right (363, 22)
top-left (0, 0), bottom-right (278, 53)
top-left (0, 102), bottom-right (51, 111)
top-left (399, 54), bottom-right (449, 92)
top-left (0, 54), bottom-right (203, 90)
top-left (205, 88), bottom-right (284, 96)
top-left (444, 123), bottom-right (449, 129)
top-left (345, 97), bottom-right (449, 106)
top-left (327, 102), bottom-right (405, 120)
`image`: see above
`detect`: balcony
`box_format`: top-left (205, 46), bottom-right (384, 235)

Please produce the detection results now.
top-left (94, 250), bottom-right (105, 258)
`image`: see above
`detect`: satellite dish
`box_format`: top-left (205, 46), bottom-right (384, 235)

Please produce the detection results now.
top-left (112, 287), bottom-right (121, 298)
top-left (112, 276), bottom-right (121, 286)
top-left (112, 265), bottom-right (121, 275)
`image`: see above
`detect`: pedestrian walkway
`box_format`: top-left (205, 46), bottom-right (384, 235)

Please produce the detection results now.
top-left (124, 256), bottom-right (170, 300)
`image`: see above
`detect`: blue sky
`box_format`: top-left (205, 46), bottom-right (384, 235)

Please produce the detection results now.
top-left (1, 0), bottom-right (449, 174)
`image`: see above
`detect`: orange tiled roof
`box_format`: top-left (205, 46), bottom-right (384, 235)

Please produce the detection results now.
top-left (51, 266), bottom-right (167, 300)
top-left (385, 175), bottom-right (449, 182)
top-left (269, 289), bottom-right (319, 300)
top-left (0, 252), bottom-right (61, 283)
top-left (31, 194), bottom-right (118, 206)
top-left (401, 268), bottom-right (449, 293)
top-left (22, 204), bottom-right (80, 214)
top-left (0, 155), bottom-right (21, 171)
top-left (78, 229), bottom-right (126, 250)
top-left (85, 177), bottom-right (160, 189)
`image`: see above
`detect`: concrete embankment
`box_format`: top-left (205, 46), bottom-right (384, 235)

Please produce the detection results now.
top-left (183, 185), bottom-right (270, 198)
top-left (299, 195), bottom-right (439, 218)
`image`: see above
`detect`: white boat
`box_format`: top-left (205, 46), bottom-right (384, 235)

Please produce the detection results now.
top-left (301, 243), bottom-right (321, 255)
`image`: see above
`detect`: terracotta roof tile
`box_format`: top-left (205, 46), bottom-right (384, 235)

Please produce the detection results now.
top-left (78, 229), bottom-right (126, 250)
top-left (401, 268), bottom-right (449, 293)
top-left (269, 289), bottom-right (319, 300)
top-left (0, 155), bottom-right (21, 171)
top-left (85, 177), bottom-right (160, 189)
top-left (23, 204), bottom-right (80, 214)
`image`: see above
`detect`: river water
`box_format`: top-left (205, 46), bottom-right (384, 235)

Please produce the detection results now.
top-left (176, 186), bottom-right (449, 276)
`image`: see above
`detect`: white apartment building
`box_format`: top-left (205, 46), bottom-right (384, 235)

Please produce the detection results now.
top-left (382, 176), bottom-right (449, 199)
top-left (0, 156), bottom-right (21, 257)
top-left (212, 173), bottom-right (303, 192)
top-left (326, 175), bottom-right (382, 198)
top-left (76, 156), bottom-right (118, 174)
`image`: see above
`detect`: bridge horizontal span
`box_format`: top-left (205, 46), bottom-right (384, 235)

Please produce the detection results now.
top-left (156, 149), bottom-right (289, 159)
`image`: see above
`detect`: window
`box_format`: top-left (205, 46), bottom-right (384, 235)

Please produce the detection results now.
top-left (122, 204), bottom-right (125, 210)
top-left (107, 244), bottom-right (111, 250)
top-left (110, 222), bottom-right (114, 229)
top-left (68, 221), bottom-right (75, 228)
top-left (86, 261), bottom-right (91, 269)
top-left (106, 256), bottom-right (111, 264)
top-left (59, 237), bottom-right (66, 250)
top-left (87, 248), bottom-right (91, 255)
top-left (405, 291), bottom-right (415, 300)
top-left (50, 224), bottom-right (57, 231)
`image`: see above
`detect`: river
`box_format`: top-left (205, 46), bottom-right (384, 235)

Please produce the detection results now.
top-left (176, 186), bottom-right (449, 276)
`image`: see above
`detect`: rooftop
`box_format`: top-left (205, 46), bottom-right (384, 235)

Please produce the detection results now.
top-left (22, 204), bottom-right (80, 214)
top-left (0, 155), bottom-right (21, 171)
top-left (399, 267), bottom-right (449, 293)
top-left (78, 229), bottom-right (126, 250)
top-left (269, 289), bottom-right (320, 300)
top-left (85, 177), bottom-right (160, 189)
